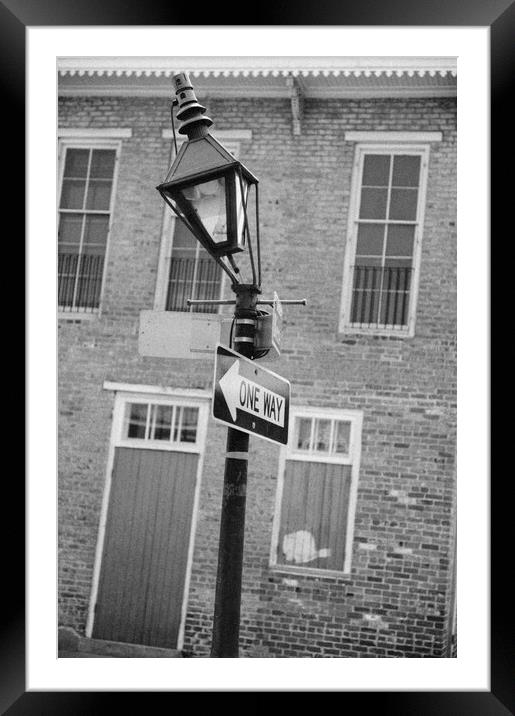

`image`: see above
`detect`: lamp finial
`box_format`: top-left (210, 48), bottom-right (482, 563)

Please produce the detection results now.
top-left (173, 72), bottom-right (213, 139)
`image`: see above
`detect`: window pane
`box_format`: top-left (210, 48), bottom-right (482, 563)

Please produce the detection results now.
top-left (90, 149), bottom-right (116, 179)
top-left (127, 403), bottom-right (148, 439)
top-left (179, 407), bottom-right (199, 443)
top-left (333, 421), bottom-right (351, 454)
top-left (58, 213), bottom-right (83, 249)
top-left (388, 188), bottom-right (418, 221)
top-left (392, 155), bottom-right (420, 187)
top-left (63, 149), bottom-right (89, 178)
top-left (86, 179), bottom-right (112, 210)
top-left (362, 154), bottom-right (390, 186)
top-left (82, 215), bottom-right (109, 254)
top-left (359, 188), bottom-right (388, 220)
top-left (60, 179), bottom-right (86, 209)
top-left (314, 419), bottom-right (331, 453)
top-left (295, 418), bottom-right (312, 450)
top-left (355, 223), bottom-right (384, 256)
top-left (384, 257), bottom-right (413, 270)
top-left (171, 219), bottom-right (198, 250)
top-left (385, 224), bottom-right (415, 257)
top-left (151, 404), bottom-right (173, 441)
top-left (354, 256), bottom-right (382, 268)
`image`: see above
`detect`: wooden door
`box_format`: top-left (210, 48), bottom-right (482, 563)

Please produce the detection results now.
top-left (92, 446), bottom-right (198, 649)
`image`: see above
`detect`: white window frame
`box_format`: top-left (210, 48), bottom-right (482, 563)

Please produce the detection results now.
top-left (339, 132), bottom-right (440, 337)
top-left (117, 393), bottom-right (207, 453)
top-left (269, 405), bottom-right (363, 579)
top-left (57, 129), bottom-right (130, 319)
top-left (154, 130), bottom-right (252, 312)
top-left (86, 384), bottom-right (210, 649)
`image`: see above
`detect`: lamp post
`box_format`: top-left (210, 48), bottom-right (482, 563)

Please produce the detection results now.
top-left (157, 73), bottom-right (261, 657)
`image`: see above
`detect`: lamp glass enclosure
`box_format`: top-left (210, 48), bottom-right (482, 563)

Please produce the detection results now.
top-left (161, 168), bottom-right (250, 257)
top-left (157, 134), bottom-right (257, 260)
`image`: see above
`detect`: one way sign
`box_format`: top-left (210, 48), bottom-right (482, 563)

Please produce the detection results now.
top-left (213, 344), bottom-right (290, 445)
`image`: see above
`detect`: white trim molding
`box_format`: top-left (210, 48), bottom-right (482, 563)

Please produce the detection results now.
top-left (345, 131), bottom-right (442, 143)
top-left (102, 381), bottom-right (211, 400)
top-left (58, 56), bottom-right (457, 77)
top-left (58, 127), bottom-right (132, 139)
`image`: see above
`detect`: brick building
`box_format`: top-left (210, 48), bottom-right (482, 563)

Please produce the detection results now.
top-left (58, 57), bottom-right (457, 658)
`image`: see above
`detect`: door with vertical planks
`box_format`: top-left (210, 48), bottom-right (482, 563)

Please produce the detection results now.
top-left (91, 396), bottom-right (206, 649)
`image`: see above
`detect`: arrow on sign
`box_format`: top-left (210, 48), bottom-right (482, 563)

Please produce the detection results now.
top-left (219, 360), bottom-right (286, 427)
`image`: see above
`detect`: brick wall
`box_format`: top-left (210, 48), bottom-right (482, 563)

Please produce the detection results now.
top-left (58, 94), bottom-right (456, 657)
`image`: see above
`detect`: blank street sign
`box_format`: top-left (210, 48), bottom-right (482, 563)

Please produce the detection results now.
top-left (138, 310), bottom-right (223, 359)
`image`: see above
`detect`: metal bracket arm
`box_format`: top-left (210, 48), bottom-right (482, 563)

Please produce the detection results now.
top-left (187, 298), bottom-right (307, 306)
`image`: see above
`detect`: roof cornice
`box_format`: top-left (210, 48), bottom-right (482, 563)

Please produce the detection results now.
top-left (58, 55), bottom-right (457, 76)
top-left (58, 57), bottom-right (457, 99)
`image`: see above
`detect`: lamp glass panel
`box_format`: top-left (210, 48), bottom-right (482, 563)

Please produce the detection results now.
top-left (182, 177), bottom-right (227, 244)
top-left (235, 175), bottom-right (249, 245)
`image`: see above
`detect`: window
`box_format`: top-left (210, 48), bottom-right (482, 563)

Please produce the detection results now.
top-left (123, 400), bottom-right (200, 446)
top-left (340, 136), bottom-right (436, 335)
top-left (58, 136), bottom-right (122, 314)
top-left (270, 408), bottom-right (362, 576)
top-left (155, 131), bottom-right (251, 313)
top-left (165, 220), bottom-right (223, 314)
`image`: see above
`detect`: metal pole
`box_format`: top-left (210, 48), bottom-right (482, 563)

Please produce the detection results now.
top-left (210, 283), bottom-right (260, 658)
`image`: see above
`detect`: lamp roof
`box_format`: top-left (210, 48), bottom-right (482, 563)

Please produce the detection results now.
top-left (166, 134), bottom-right (253, 185)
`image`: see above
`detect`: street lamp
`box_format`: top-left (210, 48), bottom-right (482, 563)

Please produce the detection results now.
top-left (157, 72), bottom-right (260, 284)
top-left (157, 72), bottom-right (305, 658)
top-left (157, 72), bottom-right (262, 659)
